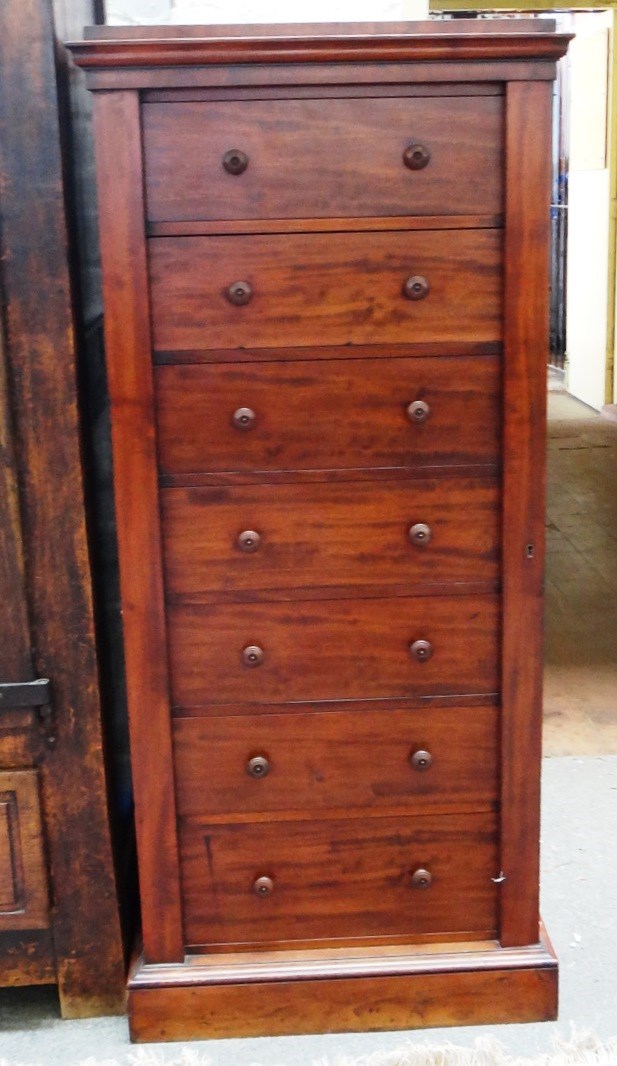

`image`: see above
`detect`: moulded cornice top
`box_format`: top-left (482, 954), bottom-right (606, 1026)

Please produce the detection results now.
top-left (68, 21), bottom-right (572, 70)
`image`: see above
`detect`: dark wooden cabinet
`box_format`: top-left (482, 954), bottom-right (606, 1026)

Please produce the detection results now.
top-left (70, 19), bottom-right (569, 1041)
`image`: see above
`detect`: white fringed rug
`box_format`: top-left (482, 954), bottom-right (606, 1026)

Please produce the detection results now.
top-left (2, 1033), bottom-right (617, 1066)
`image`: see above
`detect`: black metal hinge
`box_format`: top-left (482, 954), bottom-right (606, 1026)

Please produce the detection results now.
top-left (0, 678), bottom-right (55, 746)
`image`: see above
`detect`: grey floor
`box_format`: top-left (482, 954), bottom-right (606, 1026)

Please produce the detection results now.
top-left (1, 770), bottom-right (616, 1063)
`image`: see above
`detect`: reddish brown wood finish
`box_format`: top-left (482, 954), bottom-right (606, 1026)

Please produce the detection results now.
top-left (180, 812), bottom-right (498, 947)
top-left (167, 594), bottom-right (499, 706)
top-left (92, 91), bottom-right (183, 964)
top-left (155, 355), bottom-right (501, 475)
top-left (161, 477), bottom-right (500, 598)
top-left (173, 704), bottom-right (498, 818)
top-left (149, 230), bottom-right (502, 350)
top-left (128, 954), bottom-right (557, 1040)
top-left (499, 81), bottom-right (553, 948)
top-left (70, 20), bottom-right (567, 1040)
top-left (143, 96), bottom-right (503, 222)
top-left (70, 29), bottom-right (570, 71)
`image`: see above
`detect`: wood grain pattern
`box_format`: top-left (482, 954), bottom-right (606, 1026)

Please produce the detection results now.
top-left (172, 704), bottom-right (498, 818)
top-left (149, 229), bottom-right (502, 350)
top-left (499, 81), bottom-right (553, 948)
top-left (70, 30), bottom-right (571, 70)
top-left (167, 594), bottom-right (500, 706)
top-left (143, 96), bottom-right (502, 222)
top-left (0, 0), bottom-right (124, 1013)
top-left (0, 931), bottom-right (56, 987)
top-left (161, 477), bottom-right (500, 598)
top-left (92, 90), bottom-right (183, 964)
top-left (155, 355), bottom-right (501, 476)
top-left (129, 961), bottom-right (557, 1040)
top-left (180, 811), bottom-right (498, 947)
top-left (0, 772), bottom-right (49, 930)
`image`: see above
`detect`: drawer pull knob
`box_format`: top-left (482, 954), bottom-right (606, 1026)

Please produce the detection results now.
top-left (403, 275), bottom-right (430, 301)
top-left (232, 407), bottom-right (257, 431)
top-left (246, 754), bottom-right (271, 778)
top-left (242, 644), bottom-right (264, 668)
top-left (253, 875), bottom-right (274, 896)
top-left (222, 148), bottom-right (249, 175)
top-left (406, 400), bottom-right (430, 424)
top-left (226, 280), bottom-right (253, 306)
top-left (410, 749), bottom-right (433, 771)
top-left (411, 867), bottom-right (433, 889)
top-left (403, 144), bottom-right (431, 171)
top-left (237, 529), bottom-right (261, 553)
top-left (408, 522), bottom-right (431, 547)
top-left (409, 639), bottom-right (433, 663)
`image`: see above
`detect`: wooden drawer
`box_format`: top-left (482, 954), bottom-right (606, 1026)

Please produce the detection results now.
top-left (180, 812), bottom-right (498, 947)
top-left (142, 96), bottom-right (503, 223)
top-left (161, 477), bottom-right (500, 598)
top-left (148, 229), bottom-right (502, 351)
top-left (173, 704), bottom-right (499, 818)
top-left (167, 594), bottom-right (499, 706)
top-left (155, 355), bottom-right (500, 476)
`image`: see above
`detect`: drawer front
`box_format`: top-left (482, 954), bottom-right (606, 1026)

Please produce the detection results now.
top-left (149, 230), bottom-right (502, 351)
top-left (143, 96), bottom-right (503, 222)
top-left (167, 594), bottom-right (499, 706)
top-left (155, 355), bottom-right (501, 475)
top-left (161, 478), bottom-right (500, 597)
top-left (180, 812), bottom-right (498, 947)
top-left (173, 704), bottom-right (499, 818)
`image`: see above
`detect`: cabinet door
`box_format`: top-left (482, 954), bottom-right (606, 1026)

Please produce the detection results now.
top-left (0, 771), bottom-right (49, 930)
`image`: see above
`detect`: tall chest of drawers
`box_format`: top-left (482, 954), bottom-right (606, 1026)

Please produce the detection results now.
top-left (71, 20), bottom-right (569, 1041)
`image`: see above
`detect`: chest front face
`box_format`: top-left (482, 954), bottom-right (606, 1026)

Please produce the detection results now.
top-left (70, 19), bottom-right (568, 1041)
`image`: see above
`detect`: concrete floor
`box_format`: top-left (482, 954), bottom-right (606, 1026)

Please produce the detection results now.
top-left (1, 391), bottom-right (616, 1064)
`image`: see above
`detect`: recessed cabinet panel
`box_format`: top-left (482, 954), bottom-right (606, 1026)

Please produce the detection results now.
top-left (0, 771), bottom-right (49, 931)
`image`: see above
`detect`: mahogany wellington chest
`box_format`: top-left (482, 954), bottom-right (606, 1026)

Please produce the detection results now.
top-left (70, 20), bottom-right (570, 1041)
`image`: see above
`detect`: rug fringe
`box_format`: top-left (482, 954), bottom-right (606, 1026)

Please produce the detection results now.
top-left (1, 1031), bottom-right (617, 1066)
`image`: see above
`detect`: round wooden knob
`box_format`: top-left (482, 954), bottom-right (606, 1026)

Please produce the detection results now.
top-left (408, 522), bottom-right (431, 547)
top-left (403, 144), bottom-right (431, 171)
top-left (409, 639), bottom-right (433, 663)
top-left (242, 645), bottom-right (264, 668)
top-left (226, 280), bottom-right (253, 306)
top-left (411, 868), bottom-right (432, 889)
top-left (237, 530), bottom-right (261, 553)
top-left (406, 400), bottom-right (430, 424)
top-left (403, 275), bottom-right (430, 301)
top-left (222, 148), bottom-right (249, 175)
top-left (410, 749), bottom-right (433, 771)
top-left (246, 755), bottom-right (270, 779)
top-left (253, 875), bottom-right (274, 896)
top-left (232, 407), bottom-right (256, 431)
